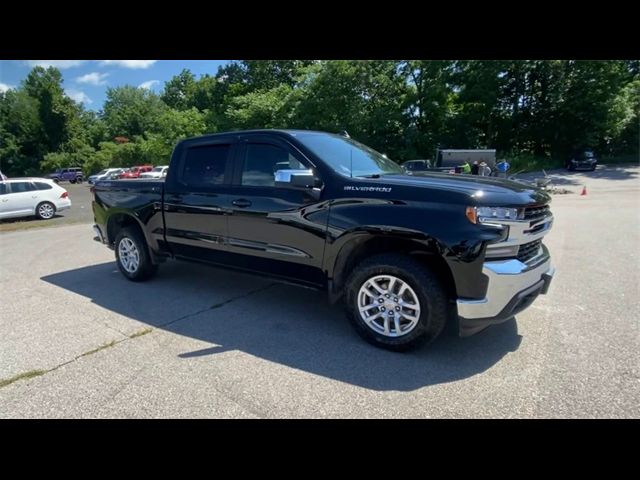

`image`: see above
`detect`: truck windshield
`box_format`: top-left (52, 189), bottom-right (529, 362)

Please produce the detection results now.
top-left (296, 133), bottom-right (403, 177)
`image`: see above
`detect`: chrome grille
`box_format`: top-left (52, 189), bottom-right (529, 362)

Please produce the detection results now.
top-left (517, 240), bottom-right (542, 263)
top-left (523, 205), bottom-right (550, 221)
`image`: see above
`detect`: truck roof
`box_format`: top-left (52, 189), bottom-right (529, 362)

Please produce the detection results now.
top-left (180, 129), bottom-right (338, 143)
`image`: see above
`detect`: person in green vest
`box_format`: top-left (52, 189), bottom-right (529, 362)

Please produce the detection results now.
top-left (461, 160), bottom-right (471, 174)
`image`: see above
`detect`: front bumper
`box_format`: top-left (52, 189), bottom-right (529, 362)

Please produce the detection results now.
top-left (571, 161), bottom-right (597, 170)
top-left (457, 246), bottom-right (554, 336)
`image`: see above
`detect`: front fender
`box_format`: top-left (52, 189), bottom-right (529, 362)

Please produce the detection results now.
top-left (323, 198), bottom-right (502, 299)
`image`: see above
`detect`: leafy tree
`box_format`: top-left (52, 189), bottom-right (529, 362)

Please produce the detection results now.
top-left (103, 86), bottom-right (168, 139)
top-left (161, 69), bottom-right (196, 110)
top-left (2, 61), bottom-right (638, 177)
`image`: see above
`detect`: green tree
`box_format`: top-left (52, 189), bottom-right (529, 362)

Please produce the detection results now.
top-left (292, 60), bottom-right (410, 158)
top-left (401, 60), bottom-right (455, 157)
top-left (161, 69), bottom-right (196, 110)
top-left (102, 86), bottom-right (168, 139)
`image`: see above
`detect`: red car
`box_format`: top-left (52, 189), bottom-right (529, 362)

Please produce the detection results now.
top-left (119, 165), bottom-right (154, 179)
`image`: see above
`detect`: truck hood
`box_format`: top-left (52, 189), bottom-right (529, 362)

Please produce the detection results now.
top-left (379, 172), bottom-right (551, 205)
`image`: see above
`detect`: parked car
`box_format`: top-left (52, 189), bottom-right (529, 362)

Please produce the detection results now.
top-left (119, 165), bottom-right (153, 179)
top-left (0, 178), bottom-right (71, 220)
top-left (402, 159), bottom-right (432, 174)
top-left (47, 167), bottom-right (83, 184)
top-left (139, 166), bottom-right (169, 179)
top-left (566, 150), bottom-right (597, 171)
top-left (92, 129), bottom-right (555, 351)
top-left (88, 168), bottom-right (126, 184)
top-left (107, 168), bottom-right (129, 180)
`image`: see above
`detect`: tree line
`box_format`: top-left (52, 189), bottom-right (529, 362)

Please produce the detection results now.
top-left (1, 60), bottom-right (638, 176)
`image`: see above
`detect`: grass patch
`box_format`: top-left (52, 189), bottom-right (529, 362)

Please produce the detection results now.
top-left (0, 218), bottom-right (88, 233)
top-left (78, 340), bottom-right (117, 358)
top-left (129, 328), bottom-right (152, 339)
top-left (0, 369), bottom-right (47, 388)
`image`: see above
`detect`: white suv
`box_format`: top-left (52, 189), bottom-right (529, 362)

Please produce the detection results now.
top-left (0, 178), bottom-right (72, 220)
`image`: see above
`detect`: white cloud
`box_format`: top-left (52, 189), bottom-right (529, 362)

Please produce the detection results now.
top-left (66, 89), bottom-right (92, 105)
top-left (76, 72), bottom-right (109, 86)
top-left (0, 82), bottom-right (14, 93)
top-left (26, 60), bottom-right (86, 69)
top-left (100, 60), bottom-right (157, 69)
top-left (138, 80), bottom-right (160, 90)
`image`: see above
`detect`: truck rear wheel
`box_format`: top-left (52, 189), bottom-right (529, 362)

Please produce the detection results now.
top-left (344, 253), bottom-right (448, 351)
top-left (115, 227), bottom-right (158, 281)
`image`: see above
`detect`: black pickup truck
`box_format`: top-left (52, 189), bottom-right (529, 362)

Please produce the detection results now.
top-left (92, 130), bottom-right (555, 351)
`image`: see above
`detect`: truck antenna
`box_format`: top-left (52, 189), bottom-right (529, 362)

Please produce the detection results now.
top-left (350, 147), bottom-right (353, 178)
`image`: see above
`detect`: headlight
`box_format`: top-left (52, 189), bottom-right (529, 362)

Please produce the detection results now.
top-left (466, 206), bottom-right (519, 224)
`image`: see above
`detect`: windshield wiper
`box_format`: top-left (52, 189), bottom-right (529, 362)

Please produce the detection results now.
top-left (356, 173), bottom-right (381, 178)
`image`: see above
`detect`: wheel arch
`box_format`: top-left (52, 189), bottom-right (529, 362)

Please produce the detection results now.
top-left (328, 231), bottom-right (457, 304)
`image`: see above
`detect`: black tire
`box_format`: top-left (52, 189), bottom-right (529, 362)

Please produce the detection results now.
top-left (344, 253), bottom-right (448, 351)
top-left (35, 201), bottom-right (56, 220)
top-left (114, 227), bottom-right (158, 281)
top-left (70, 179), bottom-right (76, 184)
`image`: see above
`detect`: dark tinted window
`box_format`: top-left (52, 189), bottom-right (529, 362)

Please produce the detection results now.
top-left (34, 182), bottom-right (53, 190)
top-left (10, 182), bottom-right (36, 193)
top-left (182, 144), bottom-right (230, 187)
top-left (0, 184), bottom-right (7, 195)
top-left (242, 143), bottom-right (306, 187)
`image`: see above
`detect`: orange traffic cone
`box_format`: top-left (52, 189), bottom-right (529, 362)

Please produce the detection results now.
top-left (580, 185), bottom-right (587, 196)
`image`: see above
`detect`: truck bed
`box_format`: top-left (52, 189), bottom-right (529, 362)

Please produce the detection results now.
top-left (92, 179), bottom-right (165, 249)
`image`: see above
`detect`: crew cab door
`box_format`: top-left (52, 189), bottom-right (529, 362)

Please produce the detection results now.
top-left (226, 134), bottom-right (329, 286)
top-left (162, 137), bottom-right (237, 264)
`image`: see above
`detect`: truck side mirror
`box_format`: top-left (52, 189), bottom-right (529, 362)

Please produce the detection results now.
top-left (274, 169), bottom-right (323, 199)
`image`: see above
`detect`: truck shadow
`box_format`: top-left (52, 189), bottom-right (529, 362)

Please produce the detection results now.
top-left (41, 261), bottom-right (522, 392)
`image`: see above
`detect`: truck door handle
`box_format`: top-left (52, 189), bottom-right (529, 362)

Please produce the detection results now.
top-left (232, 199), bottom-right (252, 208)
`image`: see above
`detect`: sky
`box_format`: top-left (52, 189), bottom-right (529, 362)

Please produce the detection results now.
top-left (0, 60), bottom-right (231, 110)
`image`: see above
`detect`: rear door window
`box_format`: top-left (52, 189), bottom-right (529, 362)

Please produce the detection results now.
top-left (182, 144), bottom-right (231, 188)
top-left (9, 182), bottom-right (36, 193)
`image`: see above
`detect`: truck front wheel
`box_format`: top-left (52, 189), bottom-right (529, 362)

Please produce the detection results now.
top-left (344, 253), bottom-right (448, 351)
top-left (115, 227), bottom-right (158, 281)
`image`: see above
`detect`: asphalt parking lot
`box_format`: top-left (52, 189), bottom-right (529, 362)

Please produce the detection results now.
top-left (0, 165), bottom-right (638, 418)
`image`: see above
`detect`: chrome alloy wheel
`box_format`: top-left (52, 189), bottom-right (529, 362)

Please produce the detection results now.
top-left (38, 203), bottom-right (55, 219)
top-left (118, 237), bottom-right (140, 273)
top-left (357, 275), bottom-right (421, 337)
